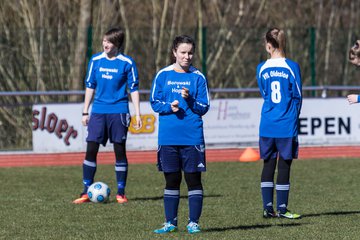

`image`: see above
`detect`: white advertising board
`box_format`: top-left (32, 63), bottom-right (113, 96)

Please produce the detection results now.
top-left (298, 98), bottom-right (360, 145)
top-left (32, 98), bottom-right (360, 153)
top-left (202, 99), bottom-right (261, 146)
top-left (32, 103), bottom-right (87, 152)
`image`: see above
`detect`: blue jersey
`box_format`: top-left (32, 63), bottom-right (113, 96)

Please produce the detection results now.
top-left (256, 58), bottom-right (302, 138)
top-left (150, 65), bottom-right (210, 145)
top-left (85, 52), bottom-right (139, 114)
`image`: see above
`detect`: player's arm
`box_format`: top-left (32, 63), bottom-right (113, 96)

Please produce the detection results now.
top-left (256, 65), bottom-right (266, 99)
top-left (130, 91), bottom-right (142, 129)
top-left (293, 64), bottom-right (303, 115)
top-left (126, 59), bottom-right (142, 129)
top-left (150, 74), bottom-right (173, 114)
top-left (82, 57), bottom-right (96, 126)
top-left (126, 58), bottom-right (140, 94)
top-left (82, 88), bottom-right (94, 126)
top-left (347, 94), bottom-right (360, 104)
top-left (182, 77), bottom-right (210, 116)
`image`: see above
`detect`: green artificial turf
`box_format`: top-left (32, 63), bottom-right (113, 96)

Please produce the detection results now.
top-left (1, 158), bottom-right (360, 239)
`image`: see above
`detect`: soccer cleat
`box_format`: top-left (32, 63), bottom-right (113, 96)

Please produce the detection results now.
top-left (263, 209), bottom-right (277, 218)
top-left (153, 222), bottom-right (178, 234)
top-left (278, 210), bottom-right (302, 219)
top-left (72, 193), bottom-right (90, 204)
top-left (187, 222), bottom-right (201, 234)
top-left (116, 194), bottom-right (128, 204)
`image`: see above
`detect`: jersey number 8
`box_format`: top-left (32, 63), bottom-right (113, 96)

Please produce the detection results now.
top-left (271, 81), bottom-right (281, 103)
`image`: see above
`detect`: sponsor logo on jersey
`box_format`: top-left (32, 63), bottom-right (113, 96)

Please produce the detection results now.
top-left (99, 67), bottom-right (118, 73)
top-left (167, 80), bottom-right (190, 86)
top-left (172, 88), bottom-right (182, 93)
top-left (100, 67), bottom-right (118, 80)
top-left (168, 80), bottom-right (191, 94)
top-left (102, 73), bottom-right (113, 80)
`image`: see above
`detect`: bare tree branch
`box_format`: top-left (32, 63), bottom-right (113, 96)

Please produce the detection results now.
top-left (166, 0), bottom-right (180, 66)
top-left (155, 0), bottom-right (169, 72)
top-left (119, 0), bottom-right (131, 53)
top-left (323, 0), bottom-right (336, 86)
top-left (70, 0), bottom-right (91, 102)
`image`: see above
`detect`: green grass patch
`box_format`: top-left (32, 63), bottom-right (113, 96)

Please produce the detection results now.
top-left (1, 158), bottom-right (360, 239)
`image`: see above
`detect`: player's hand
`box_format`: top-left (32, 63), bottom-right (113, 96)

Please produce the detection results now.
top-left (171, 100), bottom-right (179, 112)
top-left (181, 87), bottom-right (189, 99)
top-left (347, 94), bottom-right (358, 104)
top-left (82, 115), bottom-right (89, 126)
top-left (133, 115), bottom-right (142, 130)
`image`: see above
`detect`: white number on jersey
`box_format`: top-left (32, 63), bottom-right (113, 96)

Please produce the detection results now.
top-left (271, 81), bottom-right (281, 103)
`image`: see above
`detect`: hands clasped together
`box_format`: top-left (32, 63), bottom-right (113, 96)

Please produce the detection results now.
top-left (171, 87), bottom-right (189, 112)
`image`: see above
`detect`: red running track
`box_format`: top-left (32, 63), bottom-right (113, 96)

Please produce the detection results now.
top-left (1, 146), bottom-right (360, 168)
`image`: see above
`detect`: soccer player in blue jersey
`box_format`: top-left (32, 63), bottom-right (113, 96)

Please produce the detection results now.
top-left (150, 35), bottom-right (210, 234)
top-left (347, 40), bottom-right (360, 104)
top-left (256, 28), bottom-right (302, 219)
top-left (73, 27), bottom-right (142, 204)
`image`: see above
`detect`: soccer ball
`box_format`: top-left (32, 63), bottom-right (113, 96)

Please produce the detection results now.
top-left (87, 182), bottom-right (111, 203)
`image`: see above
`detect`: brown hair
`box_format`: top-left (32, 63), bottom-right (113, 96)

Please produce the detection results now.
top-left (104, 28), bottom-right (125, 50)
top-left (265, 28), bottom-right (286, 53)
top-left (349, 40), bottom-right (360, 63)
top-left (170, 35), bottom-right (196, 63)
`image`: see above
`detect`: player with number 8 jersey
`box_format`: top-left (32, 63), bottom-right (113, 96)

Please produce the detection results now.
top-left (256, 52), bottom-right (302, 137)
top-left (256, 28), bottom-right (302, 220)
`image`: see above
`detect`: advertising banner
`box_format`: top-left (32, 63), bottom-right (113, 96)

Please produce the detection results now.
top-left (32, 103), bottom-right (86, 152)
top-left (32, 98), bottom-right (360, 153)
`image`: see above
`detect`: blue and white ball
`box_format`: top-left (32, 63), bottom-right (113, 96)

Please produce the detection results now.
top-left (87, 182), bottom-right (111, 203)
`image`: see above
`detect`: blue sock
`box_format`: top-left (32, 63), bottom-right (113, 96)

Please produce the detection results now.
top-left (164, 189), bottom-right (180, 226)
top-left (115, 161), bottom-right (128, 195)
top-left (261, 181), bottom-right (274, 211)
top-left (82, 160), bottom-right (96, 193)
top-left (276, 184), bottom-right (290, 213)
top-left (188, 189), bottom-right (203, 223)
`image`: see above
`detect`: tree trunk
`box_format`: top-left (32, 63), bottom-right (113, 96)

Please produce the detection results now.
top-left (155, 0), bottom-right (169, 72)
top-left (70, 0), bottom-right (92, 102)
top-left (323, 0), bottom-right (336, 88)
top-left (343, 0), bottom-right (355, 88)
top-left (119, 0), bottom-right (130, 53)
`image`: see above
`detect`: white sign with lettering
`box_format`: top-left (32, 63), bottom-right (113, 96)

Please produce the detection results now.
top-left (31, 98), bottom-right (360, 153)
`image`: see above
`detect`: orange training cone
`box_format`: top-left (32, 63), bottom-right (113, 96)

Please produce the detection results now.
top-left (239, 147), bottom-right (260, 162)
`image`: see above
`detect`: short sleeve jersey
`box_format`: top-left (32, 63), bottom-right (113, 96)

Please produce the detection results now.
top-left (85, 52), bottom-right (139, 114)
